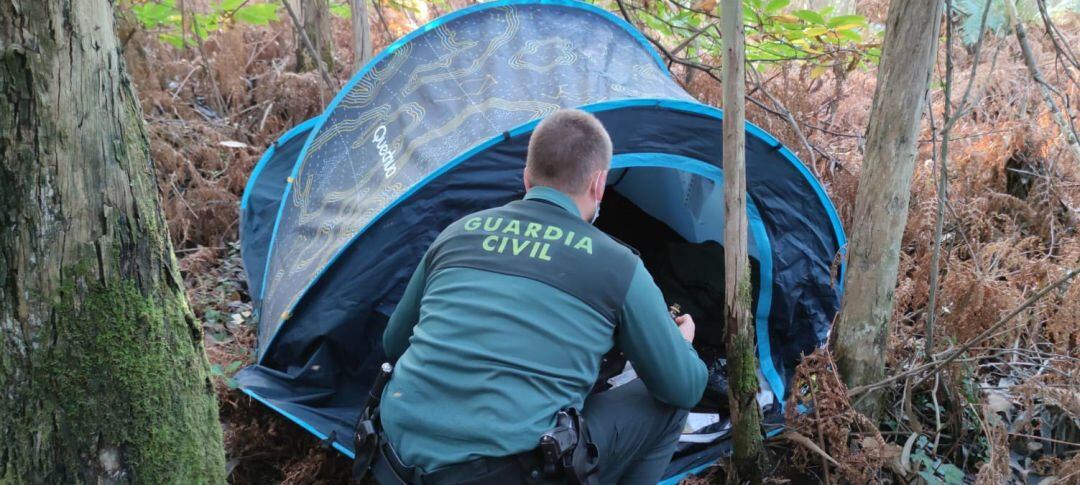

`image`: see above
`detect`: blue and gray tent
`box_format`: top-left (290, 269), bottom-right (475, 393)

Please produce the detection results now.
top-left (236, 1), bottom-right (845, 482)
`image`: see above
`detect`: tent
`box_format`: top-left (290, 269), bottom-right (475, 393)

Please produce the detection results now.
top-left (236, 0), bottom-right (846, 482)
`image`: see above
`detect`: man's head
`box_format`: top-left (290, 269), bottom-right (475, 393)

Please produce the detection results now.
top-left (524, 109), bottom-right (612, 222)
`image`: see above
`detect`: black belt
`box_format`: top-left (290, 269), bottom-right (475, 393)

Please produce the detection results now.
top-left (372, 436), bottom-right (551, 485)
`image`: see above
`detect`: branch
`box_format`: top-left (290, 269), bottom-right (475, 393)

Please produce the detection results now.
top-left (748, 67), bottom-right (822, 177)
top-left (281, 0), bottom-right (336, 91)
top-left (1035, 0), bottom-right (1080, 75)
top-left (926, 0), bottom-right (991, 355)
top-left (782, 431), bottom-right (841, 468)
top-left (849, 266), bottom-right (1080, 398)
top-left (1003, 0), bottom-right (1080, 166)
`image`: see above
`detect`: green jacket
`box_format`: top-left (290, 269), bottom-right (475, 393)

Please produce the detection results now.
top-left (381, 186), bottom-right (707, 473)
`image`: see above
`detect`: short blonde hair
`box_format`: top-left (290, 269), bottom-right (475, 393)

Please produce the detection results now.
top-left (525, 109), bottom-right (613, 195)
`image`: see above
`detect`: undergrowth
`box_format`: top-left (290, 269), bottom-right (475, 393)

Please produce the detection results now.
top-left (119, 1), bottom-right (1080, 483)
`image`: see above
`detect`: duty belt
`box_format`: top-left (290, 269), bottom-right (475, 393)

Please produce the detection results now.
top-left (352, 363), bottom-right (598, 485)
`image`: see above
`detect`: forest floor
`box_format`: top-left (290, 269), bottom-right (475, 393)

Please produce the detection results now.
top-left (120, 5), bottom-right (1080, 484)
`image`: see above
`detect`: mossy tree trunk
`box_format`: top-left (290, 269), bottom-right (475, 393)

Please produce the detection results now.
top-left (296, 0), bottom-right (335, 72)
top-left (0, 1), bottom-right (227, 483)
top-left (832, 0), bottom-right (943, 418)
top-left (721, 0), bottom-right (765, 481)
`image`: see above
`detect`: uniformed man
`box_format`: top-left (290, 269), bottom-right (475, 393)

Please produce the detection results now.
top-left (379, 109), bottom-right (708, 484)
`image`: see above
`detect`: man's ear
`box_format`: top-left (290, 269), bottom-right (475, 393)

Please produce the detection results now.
top-left (523, 172), bottom-right (533, 192)
top-left (595, 170), bottom-right (608, 200)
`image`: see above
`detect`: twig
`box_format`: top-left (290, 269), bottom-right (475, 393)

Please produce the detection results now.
top-left (171, 66), bottom-right (200, 100)
top-left (671, 21), bottom-right (718, 57)
top-left (185, 1), bottom-right (228, 115)
top-left (612, 0), bottom-right (839, 172)
top-left (1034, 0), bottom-right (1080, 75)
top-left (749, 67), bottom-right (821, 177)
top-left (926, 0), bottom-right (993, 355)
top-left (849, 266), bottom-right (1080, 398)
top-left (280, 0), bottom-right (336, 91)
top-left (258, 101), bottom-right (274, 133)
top-left (371, 0), bottom-right (393, 39)
top-left (783, 431), bottom-right (841, 468)
top-left (1003, 0), bottom-right (1080, 166)
top-left (808, 381), bottom-right (832, 485)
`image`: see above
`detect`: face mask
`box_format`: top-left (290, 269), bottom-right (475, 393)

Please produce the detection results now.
top-left (590, 171), bottom-right (603, 225)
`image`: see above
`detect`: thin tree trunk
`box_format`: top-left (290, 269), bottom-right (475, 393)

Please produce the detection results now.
top-left (721, 0), bottom-right (765, 481)
top-left (296, 0), bottom-right (335, 73)
top-left (0, 1), bottom-right (227, 482)
top-left (352, 0), bottom-right (373, 72)
top-left (832, 0), bottom-right (943, 419)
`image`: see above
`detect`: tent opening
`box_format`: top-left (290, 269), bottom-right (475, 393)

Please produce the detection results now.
top-left (594, 163), bottom-right (775, 459)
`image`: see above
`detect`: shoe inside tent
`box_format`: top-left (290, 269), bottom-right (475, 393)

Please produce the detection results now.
top-left (236, 1), bottom-right (846, 482)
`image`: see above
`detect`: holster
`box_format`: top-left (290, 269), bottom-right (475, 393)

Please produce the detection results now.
top-left (538, 408), bottom-right (598, 485)
top-left (353, 363), bottom-right (394, 480)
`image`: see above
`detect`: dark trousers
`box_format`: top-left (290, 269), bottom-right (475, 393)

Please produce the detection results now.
top-left (375, 379), bottom-right (688, 485)
top-left (584, 379), bottom-right (689, 485)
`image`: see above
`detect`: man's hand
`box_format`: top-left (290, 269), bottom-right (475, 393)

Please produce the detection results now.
top-left (674, 314), bottom-right (695, 343)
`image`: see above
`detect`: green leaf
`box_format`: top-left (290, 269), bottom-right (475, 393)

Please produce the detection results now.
top-left (792, 9), bottom-right (825, 25)
top-left (827, 14), bottom-right (866, 28)
top-left (837, 29), bottom-right (862, 42)
top-left (938, 463), bottom-right (965, 485)
top-left (804, 26), bottom-right (829, 36)
top-left (330, 2), bottom-right (352, 19)
top-left (918, 470), bottom-right (944, 485)
top-left (234, 3), bottom-right (280, 25)
top-left (160, 33), bottom-right (186, 49)
top-left (217, 0), bottom-right (246, 12)
top-left (764, 0), bottom-right (789, 13)
top-left (224, 360), bottom-right (244, 374)
top-left (132, 3), bottom-right (177, 28)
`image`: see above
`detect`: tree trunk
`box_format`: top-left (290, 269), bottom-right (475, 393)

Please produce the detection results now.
top-left (0, 1), bottom-right (227, 482)
top-left (296, 0), bottom-right (335, 72)
top-left (832, 0), bottom-right (943, 418)
top-left (721, 0), bottom-right (765, 481)
top-left (351, 0), bottom-right (373, 72)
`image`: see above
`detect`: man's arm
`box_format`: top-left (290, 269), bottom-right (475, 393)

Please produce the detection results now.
top-left (383, 260), bottom-right (427, 362)
top-left (617, 260), bottom-right (708, 409)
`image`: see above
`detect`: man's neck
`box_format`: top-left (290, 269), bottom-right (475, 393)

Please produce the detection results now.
top-left (571, 194), bottom-right (595, 223)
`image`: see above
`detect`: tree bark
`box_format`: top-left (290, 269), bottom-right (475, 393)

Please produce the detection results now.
top-left (721, 0), bottom-right (765, 481)
top-left (0, 1), bottom-right (227, 482)
top-left (296, 0), bottom-right (335, 73)
top-left (832, 0), bottom-right (943, 418)
top-left (351, 0), bottom-right (373, 72)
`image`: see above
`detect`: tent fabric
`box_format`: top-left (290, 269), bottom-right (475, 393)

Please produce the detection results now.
top-left (236, 1), bottom-right (845, 482)
top-left (240, 116), bottom-right (321, 302)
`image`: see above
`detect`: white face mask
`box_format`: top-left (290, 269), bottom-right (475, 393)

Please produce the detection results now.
top-left (590, 171), bottom-right (603, 225)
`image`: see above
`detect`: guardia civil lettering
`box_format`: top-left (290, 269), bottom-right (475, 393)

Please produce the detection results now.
top-left (464, 216), bottom-right (593, 261)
